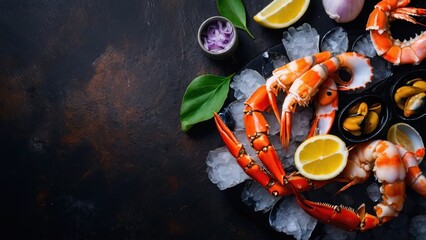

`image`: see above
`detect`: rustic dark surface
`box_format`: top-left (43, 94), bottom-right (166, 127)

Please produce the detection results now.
top-left (1, 0), bottom-right (425, 239)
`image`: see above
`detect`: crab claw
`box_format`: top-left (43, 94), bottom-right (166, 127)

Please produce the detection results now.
top-left (214, 112), bottom-right (290, 194)
top-left (289, 181), bottom-right (380, 231)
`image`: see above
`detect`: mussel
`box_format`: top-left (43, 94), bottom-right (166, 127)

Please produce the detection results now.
top-left (394, 78), bottom-right (426, 117)
top-left (342, 101), bottom-right (382, 136)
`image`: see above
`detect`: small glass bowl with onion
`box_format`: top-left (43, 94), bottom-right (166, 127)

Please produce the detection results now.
top-left (197, 16), bottom-right (238, 60)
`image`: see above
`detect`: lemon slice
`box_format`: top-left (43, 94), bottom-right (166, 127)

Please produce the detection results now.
top-left (294, 134), bottom-right (348, 180)
top-left (253, 0), bottom-right (310, 29)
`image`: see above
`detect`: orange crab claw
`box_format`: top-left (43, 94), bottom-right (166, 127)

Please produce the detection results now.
top-left (289, 180), bottom-right (381, 231)
top-left (244, 86), bottom-right (287, 184)
top-left (214, 112), bottom-right (289, 196)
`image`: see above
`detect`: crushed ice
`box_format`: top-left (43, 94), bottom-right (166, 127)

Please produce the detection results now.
top-left (282, 23), bottom-right (319, 61)
top-left (206, 146), bottom-right (250, 190)
top-left (352, 34), bottom-right (377, 58)
top-left (262, 51), bottom-right (289, 78)
top-left (321, 27), bottom-right (349, 56)
top-left (241, 180), bottom-right (280, 213)
top-left (269, 196), bottom-right (317, 240)
top-left (230, 69), bottom-right (266, 101)
top-left (224, 100), bottom-right (245, 131)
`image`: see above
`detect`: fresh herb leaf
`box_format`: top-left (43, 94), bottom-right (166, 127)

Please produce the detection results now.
top-left (216, 0), bottom-right (254, 39)
top-left (180, 74), bottom-right (233, 132)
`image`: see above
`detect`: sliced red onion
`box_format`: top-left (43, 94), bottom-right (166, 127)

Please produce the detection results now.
top-left (202, 20), bottom-right (234, 52)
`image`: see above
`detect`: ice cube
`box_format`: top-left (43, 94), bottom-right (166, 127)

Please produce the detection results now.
top-left (264, 112), bottom-right (280, 136)
top-left (262, 51), bottom-right (289, 78)
top-left (225, 100), bottom-right (245, 131)
top-left (321, 27), bottom-right (349, 56)
top-left (282, 23), bottom-right (320, 61)
top-left (206, 146), bottom-right (250, 190)
top-left (241, 180), bottom-right (280, 212)
top-left (370, 56), bottom-right (393, 81)
top-left (230, 69), bottom-right (266, 101)
top-left (269, 196), bottom-right (317, 240)
top-left (352, 34), bottom-right (377, 58)
top-left (291, 107), bottom-right (313, 142)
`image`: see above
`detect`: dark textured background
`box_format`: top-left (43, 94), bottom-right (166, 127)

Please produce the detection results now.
top-left (1, 0), bottom-right (425, 239)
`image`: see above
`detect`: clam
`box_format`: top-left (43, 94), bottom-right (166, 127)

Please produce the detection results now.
top-left (387, 123), bottom-right (425, 162)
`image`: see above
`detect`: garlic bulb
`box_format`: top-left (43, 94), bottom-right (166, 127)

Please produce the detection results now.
top-left (322, 0), bottom-right (365, 23)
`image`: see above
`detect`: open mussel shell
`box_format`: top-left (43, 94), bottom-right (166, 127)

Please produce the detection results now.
top-left (391, 69), bottom-right (426, 121)
top-left (337, 94), bottom-right (391, 143)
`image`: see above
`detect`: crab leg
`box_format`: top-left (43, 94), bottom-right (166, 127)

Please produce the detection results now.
top-left (243, 86), bottom-right (287, 184)
top-left (214, 112), bottom-right (331, 196)
top-left (290, 182), bottom-right (380, 231)
top-left (214, 112), bottom-right (288, 196)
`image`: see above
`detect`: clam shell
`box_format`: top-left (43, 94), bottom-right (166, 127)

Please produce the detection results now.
top-left (387, 122), bottom-right (424, 162)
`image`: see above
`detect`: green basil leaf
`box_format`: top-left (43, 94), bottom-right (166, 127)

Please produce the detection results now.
top-left (180, 74), bottom-right (233, 132)
top-left (216, 0), bottom-right (254, 39)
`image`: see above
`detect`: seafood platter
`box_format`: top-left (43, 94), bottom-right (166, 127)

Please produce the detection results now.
top-left (205, 0), bottom-right (426, 239)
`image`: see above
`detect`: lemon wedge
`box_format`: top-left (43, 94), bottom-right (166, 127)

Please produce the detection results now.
top-left (253, 0), bottom-right (310, 29)
top-left (294, 134), bottom-right (348, 180)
